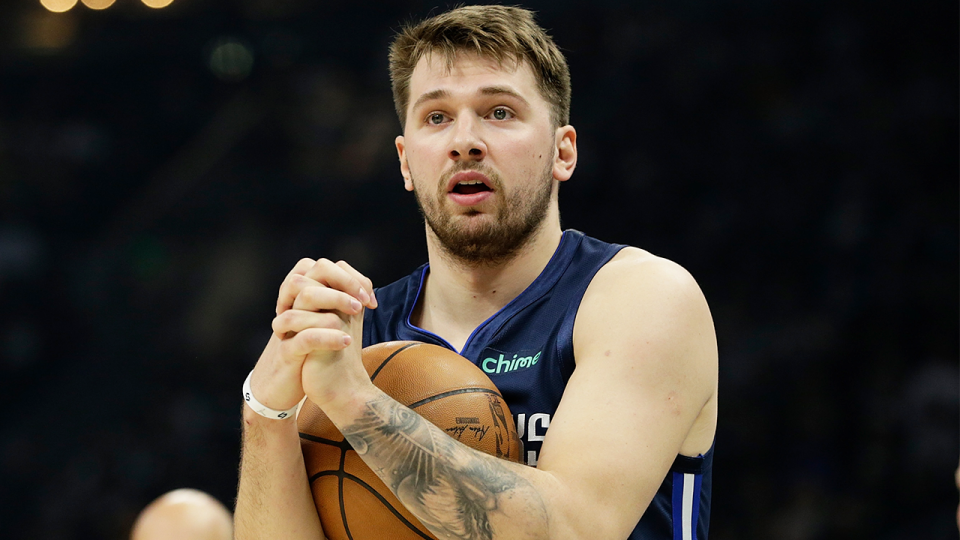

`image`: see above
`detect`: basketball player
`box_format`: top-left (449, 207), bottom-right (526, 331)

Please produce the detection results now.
top-left (131, 488), bottom-right (233, 540)
top-left (235, 6), bottom-right (718, 540)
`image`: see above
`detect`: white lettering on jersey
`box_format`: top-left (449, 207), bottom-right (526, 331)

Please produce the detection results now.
top-left (515, 413), bottom-right (552, 466)
top-left (527, 413), bottom-right (550, 442)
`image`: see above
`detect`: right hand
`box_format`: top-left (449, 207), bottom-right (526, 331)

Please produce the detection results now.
top-left (247, 258), bottom-right (378, 413)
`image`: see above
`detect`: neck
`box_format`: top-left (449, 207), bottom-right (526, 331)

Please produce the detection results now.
top-left (414, 210), bottom-right (563, 350)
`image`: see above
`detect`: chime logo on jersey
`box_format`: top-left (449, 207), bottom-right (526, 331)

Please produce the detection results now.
top-left (481, 350), bottom-right (542, 375)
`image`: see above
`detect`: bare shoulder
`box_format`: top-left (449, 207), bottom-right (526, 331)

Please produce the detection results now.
top-left (570, 247), bottom-right (718, 456)
top-left (542, 245), bottom-right (717, 504)
top-left (586, 247), bottom-right (712, 317)
top-left (602, 246), bottom-right (700, 286)
top-left (574, 245), bottom-right (717, 387)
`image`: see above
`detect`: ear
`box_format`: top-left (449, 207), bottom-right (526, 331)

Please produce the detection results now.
top-left (553, 125), bottom-right (577, 182)
top-left (396, 135), bottom-right (414, 191)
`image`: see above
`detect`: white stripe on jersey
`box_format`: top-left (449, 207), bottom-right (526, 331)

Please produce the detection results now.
top-left (682, 473), bottom-right (695, 540)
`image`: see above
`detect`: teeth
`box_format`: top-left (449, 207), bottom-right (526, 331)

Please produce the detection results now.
top-left (458, 180), bottom-right (484, 185)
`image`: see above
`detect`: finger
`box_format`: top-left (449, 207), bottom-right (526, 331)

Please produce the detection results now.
top-left (291, 286), bottom-right (363, 314)
top-left (276, 258), bottom-right (318, 314)
top-left (305, 258), bottom-right (372, 306)
top-left (289, 257), bottom-right (317, 276)
top-left (277, 273), bottom-right (322, 315)
top-left (272, 310), bottom-right (350, 336)
top-left (281, 328), bottom-right (352, 356)
top-left (335, 260), bottom-right (378, 309)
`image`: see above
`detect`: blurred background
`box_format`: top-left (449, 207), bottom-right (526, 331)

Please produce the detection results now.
top-left (0, 0), bottom-right (956, 538)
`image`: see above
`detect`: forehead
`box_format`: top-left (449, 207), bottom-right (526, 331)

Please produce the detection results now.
top-left (408, 51), bottom-right (543, 105)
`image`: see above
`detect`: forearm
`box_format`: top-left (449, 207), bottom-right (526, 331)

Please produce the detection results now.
top-left (334, 388), bottom-right (551, 540)
top-left (234, 406), bottom-right (325, 540)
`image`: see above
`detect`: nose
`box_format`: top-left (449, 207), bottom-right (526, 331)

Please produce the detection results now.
top-left (448, 115), bottom-right (487, 161)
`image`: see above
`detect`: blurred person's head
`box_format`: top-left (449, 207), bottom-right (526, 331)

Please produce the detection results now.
top-left (130, 488), bottom-right (232, 540)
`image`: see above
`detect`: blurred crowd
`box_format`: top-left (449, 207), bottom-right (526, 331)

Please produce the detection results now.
top-left (0, 0), bottom-right (956, 538)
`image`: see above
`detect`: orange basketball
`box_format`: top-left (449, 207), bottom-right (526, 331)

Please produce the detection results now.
top-left (297, 341), bottom-right (523, 540)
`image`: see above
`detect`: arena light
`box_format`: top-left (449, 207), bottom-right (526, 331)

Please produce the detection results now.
top-left (19, 10), bottom-right (79, 50)
top-left (141, 0), bottom-right (174, 8)
top-left (40, 0), bottom-right (78, 13)
top-left (208, 38), bottom-right (255, 82)
top-left (81, 0), bottom-right (116, 9)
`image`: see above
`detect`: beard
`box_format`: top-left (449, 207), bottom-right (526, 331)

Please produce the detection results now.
top-left (411, 160), bottom-right (555, 267)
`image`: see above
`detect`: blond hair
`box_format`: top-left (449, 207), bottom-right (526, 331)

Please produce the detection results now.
top-left (389, 5), bottom-right (571, 128)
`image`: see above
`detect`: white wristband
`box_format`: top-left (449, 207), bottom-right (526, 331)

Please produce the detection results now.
top-left (242, 370), bottom-right (298, 420)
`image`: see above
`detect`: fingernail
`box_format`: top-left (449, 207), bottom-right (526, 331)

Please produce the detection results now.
top-left (343, 334), bottom-right (353, 346)
top-left (350, 299), bottom-right (362, 312)
top-left (358, 288), bottom-right (371, 304)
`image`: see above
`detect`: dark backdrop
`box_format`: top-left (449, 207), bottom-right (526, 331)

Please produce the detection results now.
top-left (0, 0), bottom-right (957, 538)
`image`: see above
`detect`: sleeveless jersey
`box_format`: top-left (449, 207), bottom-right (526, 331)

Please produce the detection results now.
top-left (363, 229), bottom-right (713, 540)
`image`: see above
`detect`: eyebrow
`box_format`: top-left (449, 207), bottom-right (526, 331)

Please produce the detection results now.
top-left (479, 85), bottom-right (530, 107)
top-left (410, 85), bottom-right (531, 112)
top-left (411, 88), bottom-right (450, 112)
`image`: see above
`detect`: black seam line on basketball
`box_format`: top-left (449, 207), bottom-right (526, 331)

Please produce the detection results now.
top-left (305, 470), bottom-right (433, 540)
top-left (407, 387), bottom-right (503, 410)
top-left (299, 432), bottom-right (353, 450)
top-left (370, 342), bottom-right (420, 382)
top-left (340, 473), bottom-right (435, 540)
top-left (339, 440), bottom-right (354, 540)
top-left (309, 470), bottom-right (343, 484)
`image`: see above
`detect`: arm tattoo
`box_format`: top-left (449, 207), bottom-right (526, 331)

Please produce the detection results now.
top-left (340, 395), bottom-right (548, 540)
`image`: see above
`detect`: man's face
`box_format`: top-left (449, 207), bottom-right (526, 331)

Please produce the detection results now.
top-left (395, 52), bottom-right (572, 265)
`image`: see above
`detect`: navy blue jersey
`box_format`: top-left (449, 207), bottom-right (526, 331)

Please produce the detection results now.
top-left (363, 229), bottom-right (713, 540)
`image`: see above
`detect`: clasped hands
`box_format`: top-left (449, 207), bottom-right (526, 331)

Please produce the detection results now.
top-left (248, 258), bottom-right (379, 416)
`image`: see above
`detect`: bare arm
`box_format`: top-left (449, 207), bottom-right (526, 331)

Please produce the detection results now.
top-left (541, 250), bottom-right (718, 536)
top-left (338, 389), bottom-right (551, 540)
top-left (234, 347), bottom-right (325, 539)
top-left (234, 259), bottom-right (378, 540)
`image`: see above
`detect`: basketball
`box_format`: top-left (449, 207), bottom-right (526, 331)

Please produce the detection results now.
top-left (297, 341), bottom-right (523, 540)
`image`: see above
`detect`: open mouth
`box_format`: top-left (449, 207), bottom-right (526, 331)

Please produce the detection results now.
top-left (452, 180), bottom-right (492, 195)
